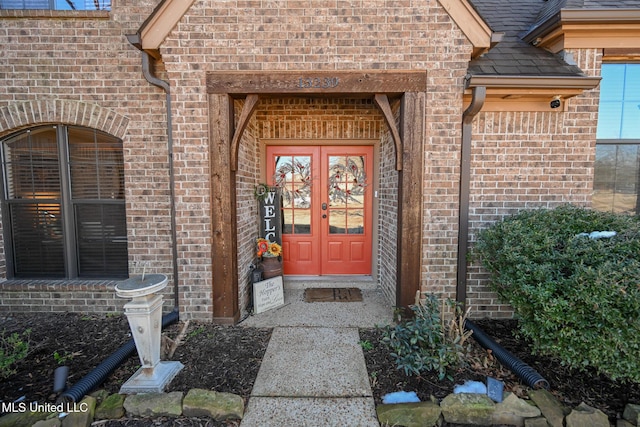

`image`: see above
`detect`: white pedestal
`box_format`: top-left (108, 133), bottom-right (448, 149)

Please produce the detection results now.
top-left (115, 274), bottom-right (183, 394)
top-left (119, 361), bottom-right (184, 394)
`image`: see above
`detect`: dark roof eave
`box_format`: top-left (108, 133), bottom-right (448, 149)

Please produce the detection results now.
top-left (523, 9), bottom-right (640, 44)
top-left (466, 75), bottom-right (601, 90)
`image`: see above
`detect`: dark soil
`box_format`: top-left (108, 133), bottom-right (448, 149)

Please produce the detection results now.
top-left (1, 313), bottom-right (639, 426)
top-left (361, 318), bottom-right (640, 423)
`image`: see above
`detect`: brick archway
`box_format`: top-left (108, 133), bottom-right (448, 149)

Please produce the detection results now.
top-left (207, 70), bottom-right (425, 324)
top-left (0, 100), bottom-right (130, 139)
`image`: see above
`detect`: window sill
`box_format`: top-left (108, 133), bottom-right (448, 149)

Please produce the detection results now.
top-left (0, 278), bottom-right (120, 290)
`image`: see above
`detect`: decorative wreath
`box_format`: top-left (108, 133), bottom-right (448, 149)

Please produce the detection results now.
top-left (254, 183), bottom-right (270, 201)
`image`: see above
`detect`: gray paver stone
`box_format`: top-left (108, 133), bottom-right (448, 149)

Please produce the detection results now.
top-left (123, 392), bottom-right (183, 418)
top-left (565, 402), bottom-right (610, 427)
top-left (182, 388), bottom-right (244, 420)
top-left (440, 393), bottom-right (495, 426)
top-left (528, 389), bottom-right (566, 427)
top-left (623, 403), bottom-right (640, 426)
top-left (376, 401), bottom-right (441, 427)
top-left (618, 420), bottom-right (636, 427)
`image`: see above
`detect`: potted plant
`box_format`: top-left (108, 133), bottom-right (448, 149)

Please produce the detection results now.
top-left (257, 237), bottom-right (283, 279)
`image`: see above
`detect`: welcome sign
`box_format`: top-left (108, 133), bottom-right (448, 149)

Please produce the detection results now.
top-left (259, 187), bottom-right (282, 244)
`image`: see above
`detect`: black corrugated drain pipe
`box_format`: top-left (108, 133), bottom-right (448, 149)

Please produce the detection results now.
top-left (465, 319), bottom-right (550, 390)
top-left (59, 309), bottom-right (180, 403)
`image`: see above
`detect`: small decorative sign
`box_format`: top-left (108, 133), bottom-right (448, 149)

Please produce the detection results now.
top-left (297, 77), bottom-right (340, 89)
top-left (253, 276), bottom-right (285, 314)
top-left (259, 187), bottom-right (282, 245)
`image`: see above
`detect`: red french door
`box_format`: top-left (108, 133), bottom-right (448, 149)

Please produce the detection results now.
top-left (266, 145), bottom-right (373, 275)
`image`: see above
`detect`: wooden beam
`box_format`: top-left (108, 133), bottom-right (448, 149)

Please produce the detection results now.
top-left (207, 71), bottom-right (427, 95)
top-left (209, 94), bottom-right (240, 324)
top-left (374, 94), bottom-right (403, 171)
top-left (231, 94), bottom-right (260, 171)
top-left (396, 92), bottom-right (425, 310)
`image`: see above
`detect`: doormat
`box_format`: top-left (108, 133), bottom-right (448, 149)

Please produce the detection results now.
top-left (304, 287), bottom-right (363, 302)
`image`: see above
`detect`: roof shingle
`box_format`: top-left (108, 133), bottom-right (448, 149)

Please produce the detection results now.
top-left (467, 0), bottom-right (640, 78)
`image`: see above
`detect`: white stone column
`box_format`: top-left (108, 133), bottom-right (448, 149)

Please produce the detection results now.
top-left (115, 274), bottom-right (184, 393)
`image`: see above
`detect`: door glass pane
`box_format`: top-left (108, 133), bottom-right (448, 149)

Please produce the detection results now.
top-left (329, 209), bottom-right (346, 234)
top-left (327, 155), bottom-right (366, 234)
top-left (348, 209), bottom-right (364, 234)
top-left (274, 155), bottom-right (312, 235)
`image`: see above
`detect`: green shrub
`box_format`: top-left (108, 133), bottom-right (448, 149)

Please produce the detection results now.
top-left (0, 329), bottom-right (30, 379)
top-left (474, 205), bottom-right (640, 383)
top-left (382, 294), bottom-right (472, 380)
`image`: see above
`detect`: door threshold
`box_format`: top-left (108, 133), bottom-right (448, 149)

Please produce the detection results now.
top-left (283, 275), bottom-right (377, 290)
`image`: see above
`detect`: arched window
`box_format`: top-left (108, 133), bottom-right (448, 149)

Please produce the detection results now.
top-left (1, 125), bottom-right (128, 278)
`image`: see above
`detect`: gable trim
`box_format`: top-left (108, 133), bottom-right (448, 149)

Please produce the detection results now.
top-left (437, 0), bottom-right (493, 58)
top-left (524, 9), bottom-right (640, 53)
top-left (137, 0), bottom-right (196, 54)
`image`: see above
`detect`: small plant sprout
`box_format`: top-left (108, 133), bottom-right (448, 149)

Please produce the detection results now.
top-left (359, 340), bottom-right (373, 351)
top-left (53, 350), bottom-right (81, 365)
top-left (369, 371), bottom-right (378, 388)
top-left (0, 329), bottom-right (31, 379)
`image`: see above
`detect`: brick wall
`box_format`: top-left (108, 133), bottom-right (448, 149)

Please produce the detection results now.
top-left (377, 100), bottom-right (400, 304)
top-left (465, 49), bottom-right (602, 318)
top-left (0, 5), bottom-right (177, 314)
top-left (0, 0), bottom-right (604, 320)
top-left (161, 0), bottom-right (472, 316)
top-left (0, 280), bottom-right (126, 313)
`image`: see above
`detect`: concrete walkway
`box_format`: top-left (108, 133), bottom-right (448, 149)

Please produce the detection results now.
top-left (239, 277), bottom-right (394, 427)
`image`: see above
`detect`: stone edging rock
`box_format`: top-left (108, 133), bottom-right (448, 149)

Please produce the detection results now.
top-left (0, 388), bottom-right (243, 427)
top-left (377, 389), bottom-right (640, 427)
top-left (1, 389), bottom-right (638, 427)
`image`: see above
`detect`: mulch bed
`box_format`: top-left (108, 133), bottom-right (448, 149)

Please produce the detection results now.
top-left (1, 312), bottom-right (639, 425)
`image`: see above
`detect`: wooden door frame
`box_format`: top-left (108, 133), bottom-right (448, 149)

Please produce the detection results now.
top-left (207, 71), bottom-right (425, 324)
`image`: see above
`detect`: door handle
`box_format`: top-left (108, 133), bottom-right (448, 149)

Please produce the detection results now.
top-left (322, 203), bottom-right (327, 210)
